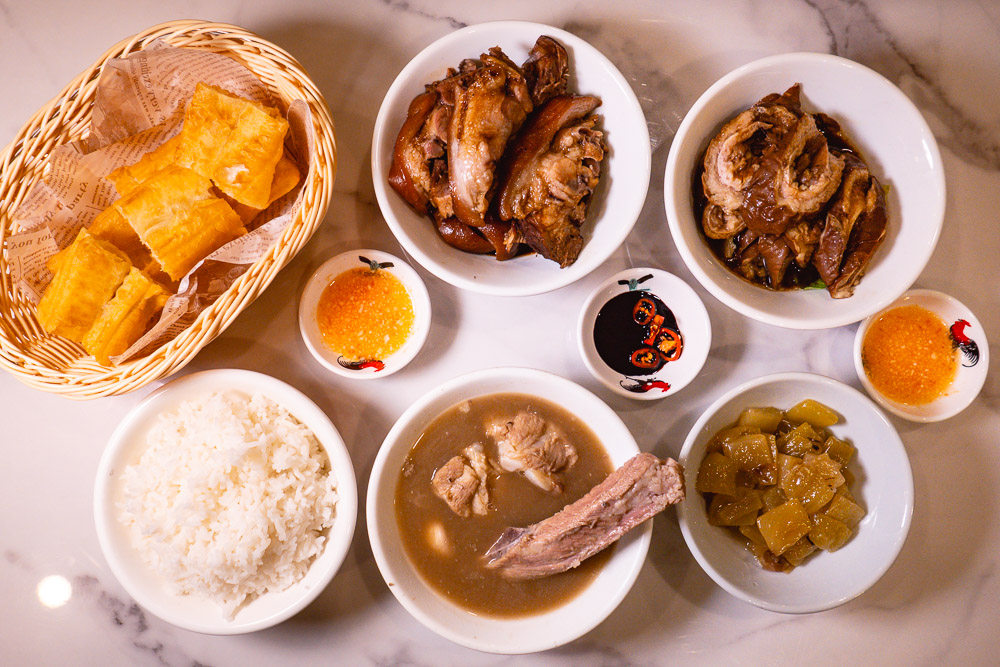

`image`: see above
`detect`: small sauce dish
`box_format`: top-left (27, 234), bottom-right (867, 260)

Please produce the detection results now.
top-left (299, 249), bottom-right (431, 379)
top-left (578, 268), bottom-right (711, 400)
top-left (854, 289), bottom-right (988, 422)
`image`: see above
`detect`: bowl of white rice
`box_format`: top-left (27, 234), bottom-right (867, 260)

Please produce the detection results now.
top-left (94, 369), bottom-right (358, 634)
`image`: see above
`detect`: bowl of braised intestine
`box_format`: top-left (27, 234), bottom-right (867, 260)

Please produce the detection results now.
top-left (366, 367), bottom-right (684, 653)
top-left (372, 21), bottom-right (650, 296)
top-left (664, 52), bottom-right (945, 329)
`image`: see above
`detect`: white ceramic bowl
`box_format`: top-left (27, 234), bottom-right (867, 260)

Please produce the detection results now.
top-left (664, 52), bottom-right (945, 329)
top-left (578, 268), bottom-right (711, 400)
top-left (372, 21), bottom-right (650, 296)
top-left (854, 289), bottom-right (989, 422)
top-left (94, 369), bottom-right (358, 634)
top-left (367, 367), bottom-right (650, 653)
top-left (677, 372), bottom-right (913, 613)
top-left (298, 249), bottom-right (431, 379)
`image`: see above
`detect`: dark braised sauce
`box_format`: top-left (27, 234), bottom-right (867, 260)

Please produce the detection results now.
top-left (694, 107), bottom-right (868, 291)
top-left (394, 393), bottom-right (614, 617)
top-left (593, 291), bottom-right (680, 376)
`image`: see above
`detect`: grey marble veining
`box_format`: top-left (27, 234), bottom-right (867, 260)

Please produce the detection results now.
top-left (804, 0), bottom-right (1000, 171)
top-left (1, 0), bottom-right (999, 665)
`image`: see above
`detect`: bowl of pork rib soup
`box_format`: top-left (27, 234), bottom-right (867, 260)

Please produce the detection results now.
top-left (367, 367), bottom-right (685, 653)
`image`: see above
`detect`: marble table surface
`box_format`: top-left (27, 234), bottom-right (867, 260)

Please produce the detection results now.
top-left (2, 1), bottom-right (998, 664)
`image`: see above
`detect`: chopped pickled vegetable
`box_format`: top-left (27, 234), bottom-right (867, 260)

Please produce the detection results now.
top-left (708, 489), bottom-right (763, 526)
top-left (696, 452), bottom-right (739, 496)
top-left (737, 407), bottom-right (784, 433)
top-left (822, 436), bottom-right (855, 466)
top-left (708, 425), bottom-right (760, 454)
top-left (809, 514), bottom-right (852, 551)
top-left (738, 524), bottom-right (768, 549)
top-left (724, 434), bottom-right (774, 469)
top-left (761, 485), bottom-right (787, 510)
top-left (782, 537), bottom-right (817, 566)
top-left (778, 422), bottom-right (824, 457)
top-left (696, 398), bottom-right (864, 572)
top-left (824, 493), bottom-right (866, 528)
top-left (757, 500), bottom-right (811, 556)
top-left (785, 399), bottom-right (839, 428)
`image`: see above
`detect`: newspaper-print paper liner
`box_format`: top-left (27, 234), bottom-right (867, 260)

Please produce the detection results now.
top-left (6, 42), bottom-right (315, 364)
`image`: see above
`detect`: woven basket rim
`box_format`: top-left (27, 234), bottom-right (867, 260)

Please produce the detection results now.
top-left (0, 19), bottom-right (337, 399)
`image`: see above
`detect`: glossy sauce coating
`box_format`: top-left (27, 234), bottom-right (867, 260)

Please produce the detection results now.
top-left (862, 304), bottom-right (957, 405)
top-left (316, 267), bottom-right (414, 360)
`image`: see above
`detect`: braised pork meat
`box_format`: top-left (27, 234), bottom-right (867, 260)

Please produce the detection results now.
top-left (487, 411), bottom-right (578, 493)
top-left (697, 84), bottom-right (886, 297)
top-left (387, 35), bottom-right (604, 267)
top-left (816, 153), bottom-right (887, 298)
top-left (496, 95), bottom-right (605, 267)
top-left (521, 35), bottom-right (569, 106)
top-left (484, 453), bottom-right (685, 580)
top-left (448, 48), bottom-right (534, 228)
top-left (432, 442), bottom-right (492, 517)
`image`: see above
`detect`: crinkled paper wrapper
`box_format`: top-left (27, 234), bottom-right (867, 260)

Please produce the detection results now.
top-left (7, 42), bottom-right (315, 364)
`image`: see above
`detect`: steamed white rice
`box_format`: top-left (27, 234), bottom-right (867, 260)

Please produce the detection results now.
top-left (118, 391), bottom-right (338, 618)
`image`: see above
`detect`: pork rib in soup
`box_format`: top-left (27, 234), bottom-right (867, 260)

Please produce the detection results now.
top-left (395, 393), bottom-right (614, 617)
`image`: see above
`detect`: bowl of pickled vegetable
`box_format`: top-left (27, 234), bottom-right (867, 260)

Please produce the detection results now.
top-left (677, 372), bottom-right (913, 613)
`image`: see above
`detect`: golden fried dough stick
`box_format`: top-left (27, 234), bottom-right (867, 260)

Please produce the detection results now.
top-left (224, 153), bottom-right (301, 223)
top-left (117, 165), bottom-right (246, 281)
top-left (141, 198), bottom-right (245, 280)
top-left (36, 228), bottom-right (131, 342)
top-left (89, 205), bottom-right (154, 269)
top-left (107, 134), bottom-right (181, 197)
top-left (47, 206), bottom-right (171, 285)
top-left (82, 267), bottom-right (170, 365)
top-left (175, 83), bottom-right (289, 209)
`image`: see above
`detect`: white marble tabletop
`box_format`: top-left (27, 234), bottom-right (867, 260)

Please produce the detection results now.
top-left (2, 1), bottom-right (999, 664)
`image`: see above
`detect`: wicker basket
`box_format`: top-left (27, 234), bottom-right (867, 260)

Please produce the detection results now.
top-left (0, 20), bottom-right (337, 399)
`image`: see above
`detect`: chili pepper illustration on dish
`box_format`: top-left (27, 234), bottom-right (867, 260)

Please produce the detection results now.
top-left (619, 378), bottom-right (672, 394)
top-left (337, 356), bottom-right (385, 372)
top-left (949, 319), bottom-right (980, 367)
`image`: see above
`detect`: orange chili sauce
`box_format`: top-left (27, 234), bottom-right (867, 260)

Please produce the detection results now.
top-left (861, 304), bottom-right (957, 405)
top-left (316, 267), bottom-right (414, 360)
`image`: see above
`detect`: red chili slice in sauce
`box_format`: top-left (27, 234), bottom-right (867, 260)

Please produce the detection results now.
top-left (654, 329), bottom-right (683, 362)
top-left (632, 297), bottom-right (656, 325)
top-left (630, 347), bottom-right (662, 369)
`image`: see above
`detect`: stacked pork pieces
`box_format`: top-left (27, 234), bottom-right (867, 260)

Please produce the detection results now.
top-left (390, 36), bottom-right (606, 268)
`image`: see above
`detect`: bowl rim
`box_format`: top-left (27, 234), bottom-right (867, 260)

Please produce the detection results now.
top-left (93, 368), bottom-right (358, 634)
top-left (676, 371), bottom-right (914, 613)
top-left (853, 288), bottom-right (990, 422)
top-left (371, 19), bottom-right (650, 296)
top-left (576, 267), bottom-right (712, 400)
top-left (298, 248), bottom-right (432, 380)
top-left (365, 366), bottom-right (651, 653)
top-left (663, 51), bottom-right (946, 330)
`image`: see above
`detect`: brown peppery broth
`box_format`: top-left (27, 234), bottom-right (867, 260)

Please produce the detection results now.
top-left (394, 393), bottom-right (614, 617)
top-left (694, 85), bottom-right (887, 297)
